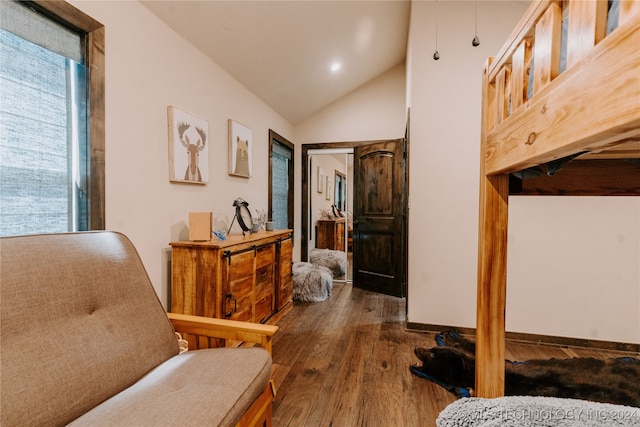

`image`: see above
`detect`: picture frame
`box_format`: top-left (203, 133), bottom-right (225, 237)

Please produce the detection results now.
top-left (168, 106), bottom-right (209, 184)
top-left (228, 119), bottom-right (252, 178)
top-left (326, 177), bottom-right (333, 201)
top-left (317, 167), bottom-right (325, 193)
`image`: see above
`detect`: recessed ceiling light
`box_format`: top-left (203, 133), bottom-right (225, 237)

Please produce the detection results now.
top-left (331, 62), bottom-right (342, 73)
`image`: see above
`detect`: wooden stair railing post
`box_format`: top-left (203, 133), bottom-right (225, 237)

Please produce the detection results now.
top-left (476, 58), bottom-right (509, 398)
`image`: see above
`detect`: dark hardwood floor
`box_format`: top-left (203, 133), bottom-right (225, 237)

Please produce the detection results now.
top-left (271, 282), bottom-right (637, 426)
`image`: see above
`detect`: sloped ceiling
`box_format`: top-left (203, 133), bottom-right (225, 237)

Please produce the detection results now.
top-left (142, 1), bottom-right (411, 124)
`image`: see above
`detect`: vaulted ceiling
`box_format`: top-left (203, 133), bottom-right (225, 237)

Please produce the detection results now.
top-left (141, 1), bottom-right (411, 125)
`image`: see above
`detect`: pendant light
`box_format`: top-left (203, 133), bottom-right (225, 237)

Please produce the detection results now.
top-left (472, 0), bottom-right (480, 46)
top-left (433, 0), bottom-right (440, 60)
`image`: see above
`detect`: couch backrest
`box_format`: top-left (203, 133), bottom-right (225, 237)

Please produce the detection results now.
top-left (1, 231), bottom-right (179, 427)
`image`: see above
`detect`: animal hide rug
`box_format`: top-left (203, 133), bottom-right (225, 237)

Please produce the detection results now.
top-left (411, 331), bottom-right (640, 408)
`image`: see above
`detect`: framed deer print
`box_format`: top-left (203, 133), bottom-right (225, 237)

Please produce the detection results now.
top-left (168, 106), bottom-right (209, 184)
top-left (228, 119), bottom-right (252, 178)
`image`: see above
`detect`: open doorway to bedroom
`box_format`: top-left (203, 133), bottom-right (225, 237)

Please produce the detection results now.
top-left (301, 139), bottom-right (408, 297)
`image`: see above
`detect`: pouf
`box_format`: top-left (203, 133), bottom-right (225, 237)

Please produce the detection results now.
top-left (292, 262), bottom-right (333, 302)
top-left (309, 248), bottom-right (347, 277)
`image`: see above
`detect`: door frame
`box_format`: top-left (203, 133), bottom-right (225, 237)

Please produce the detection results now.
top-left (301, 140), bottom-right (409, 271)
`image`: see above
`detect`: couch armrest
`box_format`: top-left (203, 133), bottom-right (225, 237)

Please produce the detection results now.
top-left (167, 313), bottom-right (279, 356)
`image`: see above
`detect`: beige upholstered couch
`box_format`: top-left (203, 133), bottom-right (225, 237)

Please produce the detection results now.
top-left (0, 231), bottom-right (278, 427)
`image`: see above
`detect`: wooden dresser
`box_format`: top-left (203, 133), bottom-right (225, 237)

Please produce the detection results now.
top-left (170, 230), bottom-right (293, 328)
top-left (316, 219), bottom-right (345, 251)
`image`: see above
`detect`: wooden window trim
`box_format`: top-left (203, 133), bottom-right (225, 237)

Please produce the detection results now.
top-left (30, 0), bottom-right (106, 229)
top-left (268, 129), bottom-right (295, 231)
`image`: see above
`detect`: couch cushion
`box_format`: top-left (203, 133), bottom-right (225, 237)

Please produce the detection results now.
top-left (1, 232), bottom-right (179, 427)
top-left (67, 347), bottom-right (272, 427)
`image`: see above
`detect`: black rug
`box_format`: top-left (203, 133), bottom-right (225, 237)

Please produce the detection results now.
top-left (410, 331), bottom-right (640, 407)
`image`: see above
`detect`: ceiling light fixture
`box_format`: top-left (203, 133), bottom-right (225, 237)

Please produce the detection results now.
top-left (472, 0), bottom-right (480, 46)
top-left (433, 0), bottom-right (440, 60)
top-left (331, 62), bottom-right (342, 72)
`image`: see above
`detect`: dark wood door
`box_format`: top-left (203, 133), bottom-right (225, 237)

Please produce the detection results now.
top-left (353, 139), bottom-right (406, 297)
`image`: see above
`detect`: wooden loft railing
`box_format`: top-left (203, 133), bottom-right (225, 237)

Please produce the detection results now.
top-left (482, 0), bottom-right (640, 176)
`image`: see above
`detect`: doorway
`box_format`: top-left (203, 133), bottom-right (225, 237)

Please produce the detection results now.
top-left (301, 139), bottom-right (408, 297)
top-left (306, 148), bottom-right (353, 282)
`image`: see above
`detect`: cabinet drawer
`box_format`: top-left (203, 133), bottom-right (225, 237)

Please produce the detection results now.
top-left (256, 264), bottom-right (274, 297)
top-left (255, 244), bottom-right (275, 269)
top-left (255, 293), bottom-right (274, 323)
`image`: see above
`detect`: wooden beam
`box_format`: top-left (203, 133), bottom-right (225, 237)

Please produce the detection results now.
top-left (514, 159), bottom-right (640, 196)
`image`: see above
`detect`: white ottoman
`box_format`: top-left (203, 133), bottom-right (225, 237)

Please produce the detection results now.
top-left (309, 248), bottom-right (347, 277)
top-left (292, 262), bottom-right (333, 302)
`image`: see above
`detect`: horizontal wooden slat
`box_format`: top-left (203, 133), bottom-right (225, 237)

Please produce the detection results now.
top-left (484, 13), bottom-right (640, 175)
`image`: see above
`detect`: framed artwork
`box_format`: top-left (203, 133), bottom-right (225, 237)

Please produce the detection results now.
top-left (326, 177), bottom-right (333, 201)
top-left (317, 167), bottom-right (325, 193)
top-left (168, 106), bottom-right (209, 184)
top-left (228, 119), bottom-right (252, 178)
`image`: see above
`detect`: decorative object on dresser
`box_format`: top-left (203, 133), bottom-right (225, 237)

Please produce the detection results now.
top-left (228, 197), bottom-right (253, 235)
top-left (170, 229), bottom-right (293, 344)
top-left (188, 211), bottom-right (212, 241)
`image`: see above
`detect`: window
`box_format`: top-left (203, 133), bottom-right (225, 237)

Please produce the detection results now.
top-left (0, 0), bottom-right (104, 236)
top-left (268, 130), bottom-right (294, 231)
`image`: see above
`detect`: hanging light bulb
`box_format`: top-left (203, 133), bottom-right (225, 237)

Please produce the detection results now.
top-left (472, 0), bottom-right (480, 46)
top-left (433, 0), bottom-right (440, 60)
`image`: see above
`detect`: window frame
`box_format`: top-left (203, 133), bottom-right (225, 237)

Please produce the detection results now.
top-left (26, 0), bottom-right (105, 230)
top-left (268, 129), bottom-right (294, 232)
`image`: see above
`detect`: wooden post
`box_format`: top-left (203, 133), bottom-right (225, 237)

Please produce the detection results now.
top-left (476, 59), bottom-right (509, 398)
top-left (476, 174), bottom-right (509, 397)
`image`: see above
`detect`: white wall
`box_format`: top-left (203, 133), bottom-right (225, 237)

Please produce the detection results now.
top-left (406, 0), bottom-right (640, 344)
top-left (507, 197), bottom-right (640, 343)
top-left (70, 0), bottom-right (293, 308)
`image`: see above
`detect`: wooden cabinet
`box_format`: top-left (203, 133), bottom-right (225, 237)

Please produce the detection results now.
top-left (316, 219), bottom-right (345, 251)
top-left (170, 230), bottom-right (292, 326)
